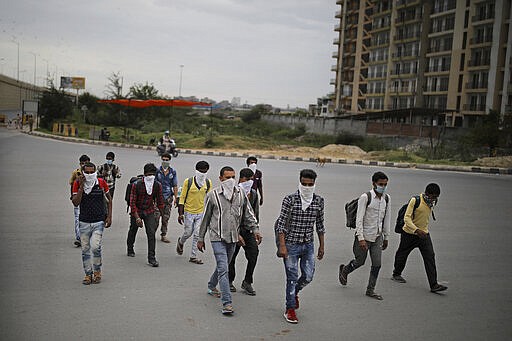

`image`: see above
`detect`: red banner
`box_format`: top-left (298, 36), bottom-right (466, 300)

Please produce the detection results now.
top-left (97, 99), bottom-right (212, 108)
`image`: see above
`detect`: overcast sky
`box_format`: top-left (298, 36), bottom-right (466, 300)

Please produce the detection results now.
top-left (1, 0), bottom-right (338, 108)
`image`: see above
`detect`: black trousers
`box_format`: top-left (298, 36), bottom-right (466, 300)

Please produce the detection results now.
top-left (228, 228), bottom-right (259, 284)
top-left (127, 213), bottom-right (158, 262)
top-left (393, 232), bottom-right (438, 288)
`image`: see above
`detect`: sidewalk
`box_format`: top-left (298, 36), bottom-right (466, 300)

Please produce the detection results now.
top-left (23, 129), bottom-right (512, 175)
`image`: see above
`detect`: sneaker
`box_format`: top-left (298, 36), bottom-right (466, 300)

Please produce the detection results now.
top-left (229, 283), bottom-right (237, 292)
top-left (161, 236), bottom-right (170, 243)
top-left (339, 264), bottom-right (347, 285)
top-left (366, 290), bottom-right (383, 300)
top-left (295, 295), bottom-right (299, 310)
top-left (74, 240), bottom-right (81, 247)
top-left (92, 271), bottom-right (102, 284)
top-left (127, 250), bottom-right (135, 257)
top-left (284, 308), bottom-right (298, 324)
top-left (176, 237), bottom-right (183, 255)
top-left (148, 259), bottom-right (159, 267)
top-left (208, 288), bottom-right (221, 298)
top-left (222, 305), bottom-right (234, 315)
top-left (430, 284), bottom-right (448, 293)
top-left (82, 274), bottom-right (93, 285)
top-left (241, 280), bottom-right (256, 296)
top-left (391, 275), bottom-right (407, 283)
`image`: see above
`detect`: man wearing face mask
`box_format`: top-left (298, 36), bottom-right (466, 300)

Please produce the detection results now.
top-left (72, 162), bottom-right (112, 285)
top-left (338, 171), bottom-right (391, 300)
top-left (70, 154), bottom-right (90, 247)
top-left (97, 151), bottom-right (122, 200)
top-left (127, 163), bottom-right (165, 267)
top-left (154, 153), bottom-right (178, 243)
top-left (176, 161), bottom-right (212, 264)
top-left (276, 169), bottom-right (325, 324)
top-left (392, 183), bottom-right (447, 293)
top-left (228, 168), bottom-right (261, 295)
top-left (197, 166), bottom-right (260, 315)
top-left (246, 156), bottom-right (264, 206)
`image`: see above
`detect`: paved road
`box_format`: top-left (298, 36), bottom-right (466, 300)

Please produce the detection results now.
top-left (1, 128), bottom-right (511, 341)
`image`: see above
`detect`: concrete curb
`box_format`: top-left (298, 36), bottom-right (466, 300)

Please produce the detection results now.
top-left (25, 131), bottom-right (512, 175)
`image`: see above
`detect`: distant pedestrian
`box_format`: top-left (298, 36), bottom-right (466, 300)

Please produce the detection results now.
top-left (228, 167), bottom-right (262, 295)
top-left (154, 153), bottom-right (178, 243)
top-left (246, 156), bottom-right (264, 206)
top-left (339, 171), bottom-right (391, 300)
top-left (15, 114), bottom-right (21, 129)
top-left (176, 161), bottom-right (212, 264)
top-left (69, 154), bottom-right (90, 247)
top-left (28, 115), bottom-right (34, 132)
top-left (197, 166), bottom-right (260, 315)
top-left (276, 169), bottom-right (325, 324)
top-left (391, 183), bottom-right (447, 293)
top-left (71, 162), bottom-right (112, 285)
top-left (127, 163), bottom-right (165, 267)
top-left (97, 151), bottom-right (122, 200)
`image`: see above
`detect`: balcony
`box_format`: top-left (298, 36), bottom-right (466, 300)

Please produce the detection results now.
top-left (432, 1), bottom-right (457, 14)
top-left (466, 82), bottom-right (488, 90)
top-left (390, 68), bottom-right (418, 76)
top-left (333, 38), bottom-right (340, 45)
top-left (394, 32), bottom-right (421, 41)
top-left (469, 37), bottom-right (493, 45)
top-left (395, 13), bottom-right (422, 24)
top-left (371, 39), bottom-right (390, 47)
top-left (430, 24), bottom-right (455, 34)
top-left (426, 45), bottom-right (453, 54)
top-left (425, 65), bottom-right (450, 73)
top-left (331, 65), bottom-right (338, 72)
top-left (425, 86), bottom-right (449, 92)
top-left (468, 58), bottom-right (490, 67)
top-left (332, 51), bottom-right (339, 58)
top-left (334, 24), bottom-right (341, 31)
top-left (367, 72), bottom-right (387, 79)
top-left (330, 78), bottom-right (336, 85)
top-left (463, 104), bottom-right (486, 111)
top-left (335, 10), bottom-right (342, 18)
top-left (396, 0), bottom-right (421, 8)
top-left (472, 14), bottom-right (495, 23)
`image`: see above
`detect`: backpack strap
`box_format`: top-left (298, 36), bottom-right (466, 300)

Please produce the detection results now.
top-left (182, 177), bottom-right (192, 205)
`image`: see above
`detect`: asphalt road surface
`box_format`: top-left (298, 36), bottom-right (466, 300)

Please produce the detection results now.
top-left (1, 128), bottom-right (511, 341)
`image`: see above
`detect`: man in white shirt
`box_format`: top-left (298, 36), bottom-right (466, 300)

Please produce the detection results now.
top-left (339, 171), bottom-right (391, 300)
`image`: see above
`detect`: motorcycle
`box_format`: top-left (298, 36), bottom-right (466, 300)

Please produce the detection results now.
top-left (157, 139), bottom-right (178, 157)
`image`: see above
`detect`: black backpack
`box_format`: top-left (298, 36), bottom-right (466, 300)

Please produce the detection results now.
top-left (125, 175), bottom-right (143, 212)
top-left (345, 192), bottom-right (389, 229)
top-left (394, 196), bottom-right (421, 233)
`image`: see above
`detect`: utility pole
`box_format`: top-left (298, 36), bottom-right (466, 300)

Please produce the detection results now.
top-left (179, 64), bottom-right (184, 97)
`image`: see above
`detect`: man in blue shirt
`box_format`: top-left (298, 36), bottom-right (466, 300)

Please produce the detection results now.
top-left (155, 153), bottom-right (178, 243)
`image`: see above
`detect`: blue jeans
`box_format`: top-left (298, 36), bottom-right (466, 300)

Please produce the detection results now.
top-left (283, 242), bottom-right (315, 309)
top-left (79, 221), bottom-right (105, 275)
top-left (73, 206), bottom-right (80, 241)
top-left (208, 241), bottom-right (236, 307)
top-left (181, 212), bottom-right (203, 258)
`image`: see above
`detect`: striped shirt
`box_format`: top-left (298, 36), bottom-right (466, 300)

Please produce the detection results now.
top-left (198, 185), bottom-right (259, 243)
top-left (275, 191), bottom-right (325, 244)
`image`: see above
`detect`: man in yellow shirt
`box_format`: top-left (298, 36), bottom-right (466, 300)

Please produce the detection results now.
top-left (176, 161), bottom-right (212, 264)
top-left (392, 183), bottom-right (447, 293)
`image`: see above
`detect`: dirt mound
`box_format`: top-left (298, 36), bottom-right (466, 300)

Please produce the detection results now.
top-left (473, 156), bottom-right (512, 168)
top-left (318, 144), bottom-right (367, 158)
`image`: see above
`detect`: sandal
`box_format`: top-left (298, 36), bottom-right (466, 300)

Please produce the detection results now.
top-left (176, 238), bottom-right (183, 255)
top-left (189, 258), bottom-right (203, 264)
top-left (366, 291), bottom-right (383, 300)
top-left (208, 288), bottom-right (221, 298)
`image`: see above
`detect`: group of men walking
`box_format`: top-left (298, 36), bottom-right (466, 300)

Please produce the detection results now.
top-left (69, 152), bottom-right (447, 323)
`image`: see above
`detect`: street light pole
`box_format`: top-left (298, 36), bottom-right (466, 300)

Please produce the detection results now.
top-left (179, 64), bottom-right (184, 97)
top-left (29, 52), bottom-right (37, 86)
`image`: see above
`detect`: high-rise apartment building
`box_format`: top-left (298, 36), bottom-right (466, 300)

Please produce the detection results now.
top-left (332, 0), bottom-right (512, 127)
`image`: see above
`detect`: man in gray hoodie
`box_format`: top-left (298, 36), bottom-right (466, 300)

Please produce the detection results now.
top-left (197, 166), bottom-right (261, 315)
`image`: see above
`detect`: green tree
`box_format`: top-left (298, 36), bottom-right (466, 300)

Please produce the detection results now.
top-left (241, 104), bottom-right (270, 123)
top-left (78, 92), bottom-right (100, 113)
top-left (128, 82), bottom-right (160, 99)
top-left (39, 86), bottom-right (74, 129)
top-left (468, 110), bottom-right (502, 156)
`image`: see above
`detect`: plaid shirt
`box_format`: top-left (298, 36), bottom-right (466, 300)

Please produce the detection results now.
top-left (129, 179), bottom-right (164, 216)
top-left (275, 191), bottom-right (325, 244)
